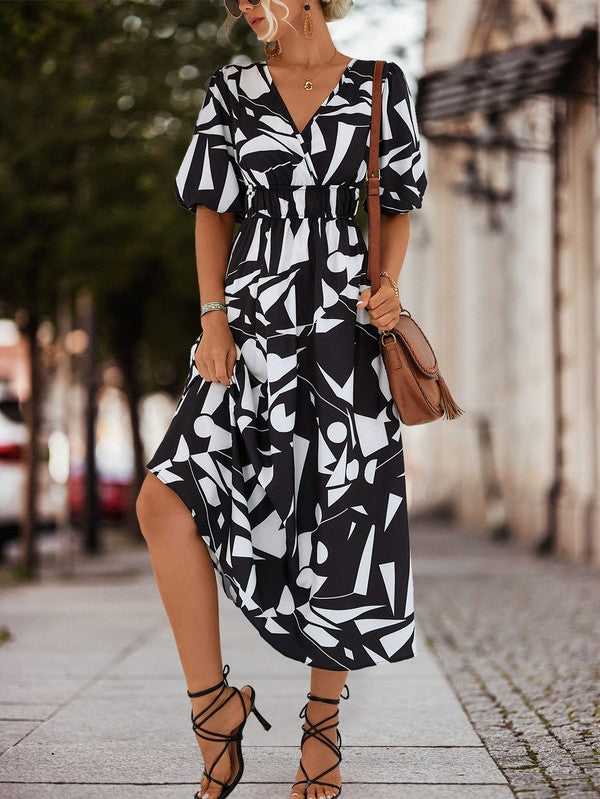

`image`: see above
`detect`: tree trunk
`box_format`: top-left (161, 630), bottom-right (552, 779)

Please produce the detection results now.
top-left (78, 290), bottom-right (100, 555)
top-left (20, 312), bottom-right (41, 575)
top-left (115, 339), bottom-right (145, 542)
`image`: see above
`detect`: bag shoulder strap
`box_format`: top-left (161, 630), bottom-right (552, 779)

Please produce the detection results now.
top-left (366, 60), bottom-right (385, 292)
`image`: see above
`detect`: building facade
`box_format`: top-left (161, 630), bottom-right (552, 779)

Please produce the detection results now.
top-left (400, 0), bottom-right (599, 566)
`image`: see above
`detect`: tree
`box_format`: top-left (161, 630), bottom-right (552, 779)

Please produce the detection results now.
top-left (0, 0), bottom-right (257, 568)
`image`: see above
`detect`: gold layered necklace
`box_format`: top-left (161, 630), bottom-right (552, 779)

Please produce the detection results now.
top-left (272, 47), bottom-right (339, 90)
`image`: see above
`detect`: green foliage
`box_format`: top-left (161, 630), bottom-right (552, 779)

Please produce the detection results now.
top-left (0, 0), bottom-right (259, 391)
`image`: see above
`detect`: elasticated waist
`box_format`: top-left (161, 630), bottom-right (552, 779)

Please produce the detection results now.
top-left (245, 184), bottom-right (360, 220)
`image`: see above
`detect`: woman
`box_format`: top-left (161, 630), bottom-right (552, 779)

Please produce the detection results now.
top-left (136, 1), bottom-right (427, 798)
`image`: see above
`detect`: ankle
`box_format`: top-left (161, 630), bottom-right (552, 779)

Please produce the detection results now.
top-left (187, 664), bottom-right (231, 700)
top-left (306, 697), bottom-right (340, 714)
top-left (305, 703), bottom-right (339, 723)
top-left (187, 670), bottom-right (228, 698)
top-left (190, 684), bottom-right (234, 715)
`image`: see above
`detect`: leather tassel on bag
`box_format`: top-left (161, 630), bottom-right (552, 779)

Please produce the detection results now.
top-left (366, 61), bottom-right (464, 425)
top-left (437, 376), bottom-right (463, 420)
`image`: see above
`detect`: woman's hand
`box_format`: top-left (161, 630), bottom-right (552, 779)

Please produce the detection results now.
top-left (357, 284), bottom-right (401, 332)
top-left (195, 312), bottom-right (236, 387)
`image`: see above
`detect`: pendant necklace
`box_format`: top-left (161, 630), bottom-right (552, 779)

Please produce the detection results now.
top-left (273, 47), bottom-right (339, 90)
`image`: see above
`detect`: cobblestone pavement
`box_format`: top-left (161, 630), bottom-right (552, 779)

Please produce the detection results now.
top-left (411, 515), bottom-right (600, 799)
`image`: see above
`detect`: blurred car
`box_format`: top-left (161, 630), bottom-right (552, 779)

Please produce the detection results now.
top-left (68, 385), bottom-right (135, 521)
top-left (0, 334), bottom-right (137, 559)
top-left (0, 390), bottom-right (27, 527)
top-left (0, 386), bottom-right (58, 557)
top-left (68, 465), bottom-right (131, 520)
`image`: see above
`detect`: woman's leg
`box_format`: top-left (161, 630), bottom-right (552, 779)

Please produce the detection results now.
top-left (290, 667), bottom-right (349, 799)
top-left (136, 472), bottom-right (252, 799)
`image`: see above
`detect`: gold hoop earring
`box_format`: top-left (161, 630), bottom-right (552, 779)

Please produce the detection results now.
top-left (264, 39), bottom-right (281, 58)
top-left (303, 2), bottom-right (314, 39)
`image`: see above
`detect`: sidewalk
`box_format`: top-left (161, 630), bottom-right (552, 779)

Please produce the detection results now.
top-left (0, 521), bottom-right (537, 798)
top-left (413, 516), bottom-right (600, 799)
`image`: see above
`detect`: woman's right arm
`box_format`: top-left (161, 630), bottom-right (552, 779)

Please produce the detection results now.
top-left (193, 205), bottom-right (238, 387)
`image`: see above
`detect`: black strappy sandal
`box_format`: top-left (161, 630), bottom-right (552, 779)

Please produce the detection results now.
top-left (291, 683), bottom-right (350, 799)
top-left (187, 663), bottom-right (272, 799)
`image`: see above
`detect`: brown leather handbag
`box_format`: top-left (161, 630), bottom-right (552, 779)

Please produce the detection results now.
top-left (365, 60), bottom-right (464, 425)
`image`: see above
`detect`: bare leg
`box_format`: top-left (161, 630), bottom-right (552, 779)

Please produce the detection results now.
top-left (290, 667), bottom-right (349, 799)
top-left (136, 472), bottom-right (252, 799)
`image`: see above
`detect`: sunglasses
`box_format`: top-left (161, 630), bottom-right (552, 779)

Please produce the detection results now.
top-left (223, 0), bottom-right (262, 19)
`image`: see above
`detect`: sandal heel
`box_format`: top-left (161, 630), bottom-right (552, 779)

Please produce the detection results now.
top-left (250, 703), bottom-right (272, 731)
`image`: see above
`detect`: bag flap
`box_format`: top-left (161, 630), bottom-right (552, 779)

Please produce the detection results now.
top-left (393, 314), bottom-right (439, 377)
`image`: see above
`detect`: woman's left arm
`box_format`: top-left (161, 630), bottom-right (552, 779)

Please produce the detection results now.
top-left (380, 213), bottom-right (410, 284)
top-left (357, 62), bottom-right (426, 331)
top-left (357, 213), bottom-right (410, 331)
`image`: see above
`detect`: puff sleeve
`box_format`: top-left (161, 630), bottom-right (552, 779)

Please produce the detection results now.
top-left (175, 67), bottom-right (246, 222)
top-left (362, 61), bottom-right (427, 215)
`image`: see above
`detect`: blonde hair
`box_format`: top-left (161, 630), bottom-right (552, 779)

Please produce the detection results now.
top-left (319, 0), bottom-right (354, 22)
top-left (217, 0), bottom-right (354, 47)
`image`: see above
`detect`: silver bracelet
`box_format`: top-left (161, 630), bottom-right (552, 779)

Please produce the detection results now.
top-left (200, 301), bottom-right (227, 317)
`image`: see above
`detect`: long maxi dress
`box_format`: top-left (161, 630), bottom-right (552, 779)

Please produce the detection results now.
top-left (145, 58), bottom-right (428, 671)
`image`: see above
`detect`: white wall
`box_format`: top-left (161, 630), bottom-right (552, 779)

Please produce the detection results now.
top-left (412, 0), bottom-right (600, 566)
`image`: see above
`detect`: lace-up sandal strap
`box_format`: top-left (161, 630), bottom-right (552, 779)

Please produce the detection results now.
top-left (187, 665), bottom-right (243, 796)
top-left (291, 742), bottom-right (342, 795)
top-left (293, 690), bottom-right (349, 790)
top-left (300, 702), bottom-right (341, 749)
top-left (186, 663), bottom-right (230, 698)
top-left (191, 686), bottom-right (247, 742)
top-left (298, 738), bottom-right (341, 784)
top-left (305, 683), bottom-right (350, 705)
top-left (187, 664), bottom-right (241, 747)
top-left (187, 664), bottom-right (236, 736)
top-left (291, 769), bottom-right (341, 794)
top-left (300, 686), bottom-right (348, 745)
top-left (200, 767), bottom-right (229, 790)
top-left (192, 721), bottom-right (243, 744)
top-left (291, 755), bottom-right (341, 795)
top-left (300, 707), bottom-right (342, 765)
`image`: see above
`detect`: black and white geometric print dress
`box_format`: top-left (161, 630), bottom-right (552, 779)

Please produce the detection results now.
top-left (145, 57), bottom-right (427, 671)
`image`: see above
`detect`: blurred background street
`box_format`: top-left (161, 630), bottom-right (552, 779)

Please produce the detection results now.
top-left (1, 0), bottom-right (599, 797)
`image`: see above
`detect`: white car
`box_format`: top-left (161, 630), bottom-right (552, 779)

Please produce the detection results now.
top-left (0, 387), bottom-right (56, 560)
top-left (0, 392), bottom-right (28, 526)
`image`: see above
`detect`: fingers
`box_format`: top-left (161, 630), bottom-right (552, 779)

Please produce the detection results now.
top-left (371, 310), bottom-right (400, 330)
top-left (225, 346), bottom-right (237, 384)
top-left (356, 287), bottom-right (371, 308)
top-left (367, 285), bottom-right (395, 311)
top-left (204, 353), bottom-right (231, 385)
top-left (372, 309), bottom-right (400, 330)
top-left (195, 341), bottom-right (236, 386)
top-left (211, 352), bottom-right (232, 386)
top-left (358, 285), bottom-right (400, 331)
top-left (357, 285), bottom-right (396, 313)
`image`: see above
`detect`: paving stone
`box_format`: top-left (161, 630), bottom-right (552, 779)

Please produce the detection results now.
top-left (0, 721), bottom-right (39, 754)
top-left (1, 678), bottom-right (88, 705)
top-left (0, 704), bottom-right (57, 721)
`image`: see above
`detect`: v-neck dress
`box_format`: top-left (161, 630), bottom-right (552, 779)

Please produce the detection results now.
top-left (145, 58), bottom-right (427, 671)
